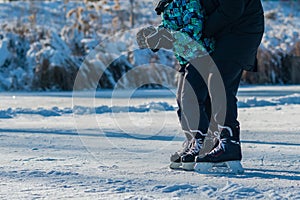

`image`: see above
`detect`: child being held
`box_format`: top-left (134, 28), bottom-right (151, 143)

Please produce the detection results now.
top-left (137, 0), bottom-right (215, 66)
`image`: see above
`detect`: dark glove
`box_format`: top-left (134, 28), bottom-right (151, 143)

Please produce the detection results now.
top-left (146, 28), bottom-right (174, 51)
top-left (136, 26), bottom-right (157, 49)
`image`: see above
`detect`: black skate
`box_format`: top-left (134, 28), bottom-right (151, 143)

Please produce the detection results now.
top-left (194, 126), bottom-right (244, 174)
top-left (180, 130), bottom-right (219, 171)
top-left (181, 137), bottom-right (205, 171)
top-left (169, 139), bottom-right (192, 169)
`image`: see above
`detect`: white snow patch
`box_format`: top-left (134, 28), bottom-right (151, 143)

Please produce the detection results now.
top-left (1, 93), bottom-right (300, 118)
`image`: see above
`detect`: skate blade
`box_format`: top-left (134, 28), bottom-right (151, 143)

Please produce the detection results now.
top-left (169, 162), bottom-right (182, 170)
top-left (181, 162), bottom-right (195, 171)
top-left (194, 161), bottom-right (244, 174)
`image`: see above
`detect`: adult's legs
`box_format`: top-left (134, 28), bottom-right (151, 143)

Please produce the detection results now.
top-left (209, 59), bottom-right (243, 141)
top-left (195, 60), bottom-right (244, 164)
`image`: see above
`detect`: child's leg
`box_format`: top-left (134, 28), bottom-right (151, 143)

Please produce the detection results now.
top-left (180, 61), bottom-right (210, 137)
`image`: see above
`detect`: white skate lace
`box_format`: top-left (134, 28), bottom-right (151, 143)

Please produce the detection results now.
top-left (177, 139), bottom-right (191, 154)
top-left (186, 138), bottom-right (203, 154)
top-left (210, 137), bottom-right (227, 155)
top-left (182, 139), bottom-right (189, 148)
top-left (213, 130), bottom-right (220, 141)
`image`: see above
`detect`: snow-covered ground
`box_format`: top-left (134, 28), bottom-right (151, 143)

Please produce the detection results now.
top-left (0, 85), bottom-right (299, 199)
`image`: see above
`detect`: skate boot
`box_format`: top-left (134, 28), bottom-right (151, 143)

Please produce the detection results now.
top-left (169, 139), bottom-right (192, 169)
top-left (203, 129), bottom-right (220, 152)
top-left (181, 131), bottom-right (207, 171)
top-left (195, 126), bottom-right (244, 174)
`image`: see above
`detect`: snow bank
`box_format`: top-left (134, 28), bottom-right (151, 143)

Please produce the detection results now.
top-left (0, 1), bottom-right (299, 90)
top-left (1, 93), bottom-right (300, 118)
top-left (243, 1), bottom-right (300, 84)
top-left (0, 101), bottom-right (175, 118)
top-left (261, 1), bottom-right (300, 54)
top-left (238, 93), bottom-right (300, 108)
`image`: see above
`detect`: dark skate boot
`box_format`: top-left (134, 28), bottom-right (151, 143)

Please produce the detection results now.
top-left (181, 131), bottom-right (207, 171)
top-left (170, 131), bottom-right (195, 169)
top-left (169, 139), bottom-right (192, 169)
top-left (203, 129), bottom-right (220, 153)
top-left (194, 126), bottom-right (244, 174)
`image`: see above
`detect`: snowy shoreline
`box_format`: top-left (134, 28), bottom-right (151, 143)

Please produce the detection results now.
top-left (0, 1), bottom-right (300, 91)
top-left (1, 85), bottom-right (300, 119)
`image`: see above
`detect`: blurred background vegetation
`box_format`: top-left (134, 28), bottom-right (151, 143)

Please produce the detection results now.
top-left (0, 0), bottom-right (299, 91)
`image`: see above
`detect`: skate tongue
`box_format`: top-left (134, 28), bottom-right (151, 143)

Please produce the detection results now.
top-left (218, 125), bottom-right (233, 138)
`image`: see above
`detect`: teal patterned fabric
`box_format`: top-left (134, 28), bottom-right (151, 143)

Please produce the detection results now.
top-left (159, 0), bottom-right (215, 65)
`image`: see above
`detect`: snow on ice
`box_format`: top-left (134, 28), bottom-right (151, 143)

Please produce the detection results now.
top-left (0, 86), bottom-right (300, 199)
top-left (1, 91), bottom-right (300, 119)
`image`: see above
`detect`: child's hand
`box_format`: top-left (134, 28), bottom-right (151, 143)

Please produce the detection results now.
top-left (136, 26), bottom-right (157, 49)
top-left (146, 28), bottom-right (174, 51)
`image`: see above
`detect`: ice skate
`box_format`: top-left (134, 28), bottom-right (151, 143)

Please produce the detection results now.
top-left (169, 138), bottom-right (192, 169)
top-left (194, 126), bottom-right (244, 174)
top-left (181, 131), bottom-right (206, 171)
top-left (170, 130), bottom-right (217, 170)
top-left (180, 129), bottom-right (220, 171)
top-left (180, 138), bottom-right (203, 170)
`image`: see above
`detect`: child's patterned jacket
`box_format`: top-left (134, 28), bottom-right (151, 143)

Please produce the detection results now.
top-left (159, 0), bottom-right (215, 65)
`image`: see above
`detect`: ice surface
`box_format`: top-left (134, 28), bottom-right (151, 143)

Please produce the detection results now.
top-left (0, 86), bottom-right (299, 199)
